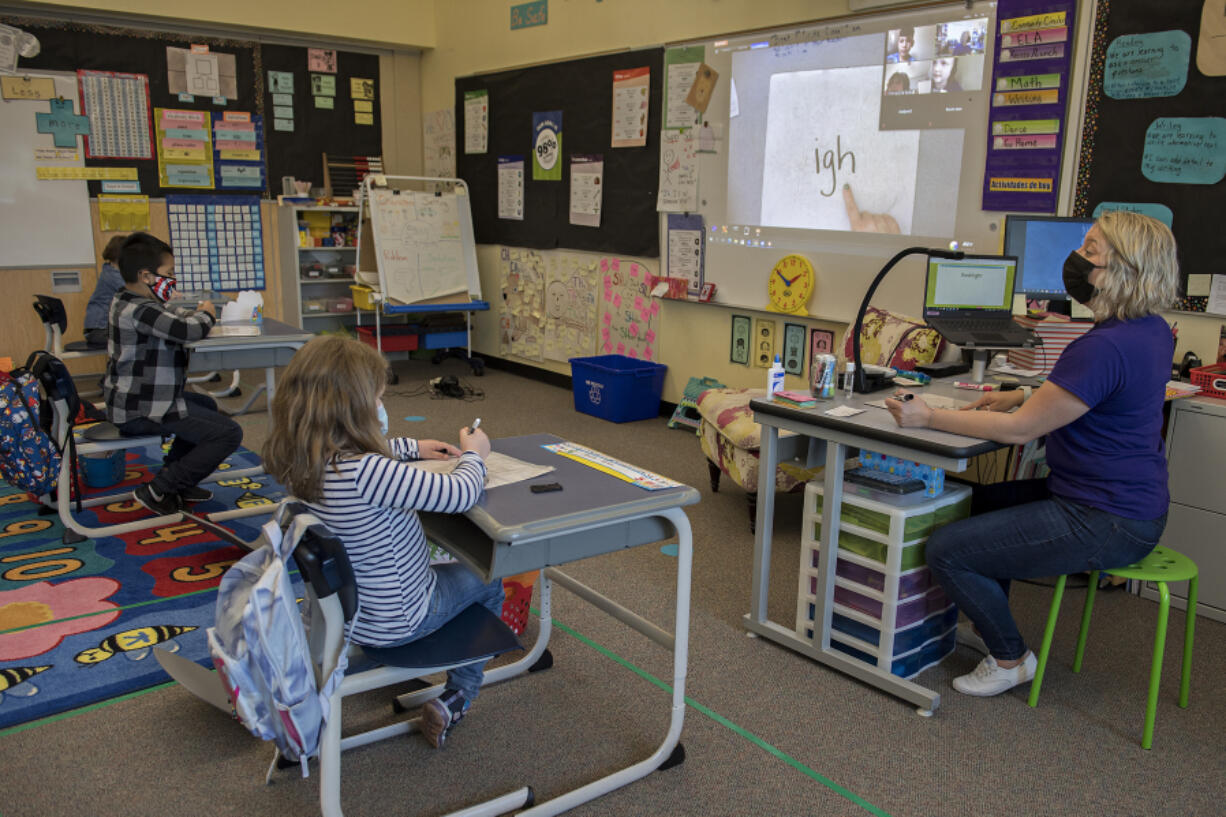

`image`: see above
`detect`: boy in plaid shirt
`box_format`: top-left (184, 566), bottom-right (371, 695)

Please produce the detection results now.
top-left (103, 236), bottom-right (242, 515)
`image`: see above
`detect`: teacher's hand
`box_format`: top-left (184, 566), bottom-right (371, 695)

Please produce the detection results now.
top-left (961, 390), bottom-right (1025, 412)
top-left (884, 392), bottom-right (932, 428)
top-left (843, 184), bottom-right (900, 234)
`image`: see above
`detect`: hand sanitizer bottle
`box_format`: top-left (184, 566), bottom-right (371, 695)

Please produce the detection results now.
top-left (844, 362), bottom-right (856, 399)
top-left (768, 354), bottom-right (786, 397)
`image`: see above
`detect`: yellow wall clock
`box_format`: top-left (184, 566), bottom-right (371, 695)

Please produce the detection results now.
top-left (766, 254), bottom-right (815, 315)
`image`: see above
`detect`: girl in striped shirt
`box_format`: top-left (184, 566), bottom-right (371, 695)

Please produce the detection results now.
top-left (263, 335), bottom-right (502, 749)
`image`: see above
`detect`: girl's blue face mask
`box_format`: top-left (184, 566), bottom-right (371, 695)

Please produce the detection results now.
top-left (376, 401), bottom-right (389, 437)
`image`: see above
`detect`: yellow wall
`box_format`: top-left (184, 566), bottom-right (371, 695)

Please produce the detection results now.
top-left (422, 0), bottom-right (854, 401)
top-left (12, 0), bottom-right (436, 47)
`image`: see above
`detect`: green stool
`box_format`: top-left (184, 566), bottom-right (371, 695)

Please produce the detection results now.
top-left (1028, 546), bottom-right (1198, 749)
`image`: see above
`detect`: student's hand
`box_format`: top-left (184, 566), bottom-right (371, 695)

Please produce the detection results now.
top-left (843, 184), bottom-right (900, 234)
top-left (884, 393), bottom-right (933, 427)
top-left (197, 300), bottom-right (217, 318)
top-left (961, 390), bottom-right (1024, 412)
top-left (458, 426), bottom-right (490, 460)
top-left (416, 439), bottom-right (462, 459)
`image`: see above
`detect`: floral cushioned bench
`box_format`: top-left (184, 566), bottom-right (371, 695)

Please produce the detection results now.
top-left (697, 309), bottom-right (947, 533)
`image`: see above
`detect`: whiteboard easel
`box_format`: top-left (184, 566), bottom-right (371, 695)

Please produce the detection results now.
top-left (355, 174), bottom-right (481, 306)
top-left (354, 175), bottom-right (490, 376)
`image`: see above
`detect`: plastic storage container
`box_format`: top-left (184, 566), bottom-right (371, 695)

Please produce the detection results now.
top-left (357, 325), bottom-right (418, 352)
top-left (350, 284), bottom-right (376, 311)
top-left (422, 329), bottom-right (468, 350)
top-left (568, 354), bottom-right (668, 423)
top-left (80, 449), bottom-right (126, 489)
top-left (797, 479), bottom-right (971, 679)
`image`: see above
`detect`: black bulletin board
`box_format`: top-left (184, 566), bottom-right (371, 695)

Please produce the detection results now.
top-left (260, 44), bottom-right (382, 191)
top-left (455, 48), bottom-right (664, 257)
top-left (7, 16), bottom-right (380, 197)
top-left (1075, 0), bottom-right (1224, 296)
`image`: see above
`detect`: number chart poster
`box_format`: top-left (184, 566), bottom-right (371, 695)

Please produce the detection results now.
top-left (601, 257), bottom-right (659, 361)
top-left (981, 0), bottom-right (1077, 212)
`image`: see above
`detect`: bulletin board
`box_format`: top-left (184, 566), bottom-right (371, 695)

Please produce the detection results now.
top-left (260, 44), bottom-right (382, 192)
top-left (5, 17), bottom-right (382, 197)
top-left (1074, 0), bottom-right (1224, 306)
top-left (454, 48), bottom-right (664, 257)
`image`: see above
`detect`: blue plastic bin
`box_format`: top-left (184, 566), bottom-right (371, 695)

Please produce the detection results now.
top-left (80, 449), bottom-right (126, 489)
top-left (569, 355), bottom-right (667, 423)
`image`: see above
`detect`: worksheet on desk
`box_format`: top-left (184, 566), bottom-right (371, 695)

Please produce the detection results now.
top-left (409, 451), bottom-right (554, 489)
top-left (864, 395), bottom-right (971, 411)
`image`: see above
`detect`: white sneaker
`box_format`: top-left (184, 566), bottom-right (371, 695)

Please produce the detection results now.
top-left (952, 652), bottom-right (1037, 697)
top-left (955, 623), bottom-right (989, 656)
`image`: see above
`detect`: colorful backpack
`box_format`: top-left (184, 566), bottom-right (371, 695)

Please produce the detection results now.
top-left (207, 504), bottom-right (354, 780)
top-left (0, 365), bottom-right (60, 496)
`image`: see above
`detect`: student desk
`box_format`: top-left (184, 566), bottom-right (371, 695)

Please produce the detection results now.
top-left (187, 317), bottom-right (313, 419)
top-left (744, 387), bottom-right (1001, 715)
top-left (159, 433), bottom-right (699, 815)
top-left (417, 433), bottom-right (699, 815)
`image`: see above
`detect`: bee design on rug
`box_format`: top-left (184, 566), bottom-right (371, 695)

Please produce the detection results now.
top-left (0, 665), bottom-right (52, 703)
top-left (74, 625), bottom-right (198, 665)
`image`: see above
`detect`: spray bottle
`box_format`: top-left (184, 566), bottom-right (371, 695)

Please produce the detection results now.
top-left (767, 354), bottom-right (786, 397)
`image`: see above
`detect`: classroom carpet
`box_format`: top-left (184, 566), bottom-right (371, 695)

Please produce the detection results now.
top-left (0, 443), bottom-right (283, 730)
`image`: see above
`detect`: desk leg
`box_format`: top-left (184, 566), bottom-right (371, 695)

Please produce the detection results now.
top-left (748, 425), bottom-right (780, 623)
top-left (515, 507), bottom-right (692, 817)
top-left (743, 439), bottom-right (942, 713)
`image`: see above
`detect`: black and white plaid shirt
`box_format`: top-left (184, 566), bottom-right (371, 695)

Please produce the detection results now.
top-left (103, 289), bottom-right (215, 425)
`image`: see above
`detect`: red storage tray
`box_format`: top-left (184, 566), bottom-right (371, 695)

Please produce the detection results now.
top-left (357, 325), bottom-right (418, 352)
top-left (1190, 363), bottom-right (1226, 400)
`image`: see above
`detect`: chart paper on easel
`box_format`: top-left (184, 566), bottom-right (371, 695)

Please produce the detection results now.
top-left (368, 188), bottom-right (468, 305)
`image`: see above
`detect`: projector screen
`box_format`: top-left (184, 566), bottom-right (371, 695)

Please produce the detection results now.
top-left (670, 1), bottom-right (1024, 321)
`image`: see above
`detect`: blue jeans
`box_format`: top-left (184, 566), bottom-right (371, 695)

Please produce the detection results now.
top-left (926, 479), bottom-right (1166, 661)
top-left (385, 563), bottom-right (505, 700)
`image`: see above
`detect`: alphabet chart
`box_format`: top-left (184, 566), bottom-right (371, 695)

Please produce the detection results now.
top-left (166, 195), bottom-right (265, 292)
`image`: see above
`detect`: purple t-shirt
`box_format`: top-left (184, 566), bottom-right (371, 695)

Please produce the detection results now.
top-left (1045, 314), bottom-right (1172, 520)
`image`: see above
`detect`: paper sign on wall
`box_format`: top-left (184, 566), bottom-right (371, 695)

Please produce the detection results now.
top-left (308, 48), bottom-right (337, 73)
top-left (1, 75), bottom-right (55, 100)
top-left (464, 89), bottom-right (489, 154)
top-left (569, 154), bottom-right (603, 227)
top-left (611, 67), bottom-right (649, 148)
top-left (532, 111), bottom-right (562, 181)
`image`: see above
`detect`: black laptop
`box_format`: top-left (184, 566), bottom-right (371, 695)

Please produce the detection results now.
top-left (922, 253), bottom-right (1039, 348)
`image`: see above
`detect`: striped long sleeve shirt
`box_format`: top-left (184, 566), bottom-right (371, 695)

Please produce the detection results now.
top-left (302, 437), bottom-right (487, 646)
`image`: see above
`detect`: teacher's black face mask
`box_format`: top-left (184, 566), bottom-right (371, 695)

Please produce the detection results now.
top-left (1062, 251), bottom-right (1100, 305)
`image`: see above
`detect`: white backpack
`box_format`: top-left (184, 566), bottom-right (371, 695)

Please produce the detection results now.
top-left (207, 505), bottom-right (353, 780)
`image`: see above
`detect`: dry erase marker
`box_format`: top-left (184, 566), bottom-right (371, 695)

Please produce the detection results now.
top-left (954, 381), bottom-right (995, 391)
top-left (895, 392), bottom-right (915, 402)
top-left (469, 418), bottom-right (481, 433)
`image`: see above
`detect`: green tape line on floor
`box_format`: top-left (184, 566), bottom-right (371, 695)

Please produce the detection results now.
top-left (540, 610), bottom-right (894, 817)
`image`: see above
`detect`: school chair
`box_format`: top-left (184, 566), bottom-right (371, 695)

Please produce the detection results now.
top-left (33, 352), bottom-right (265, 543)
top-left (286, 504), bottom-right (528, 817)
top-left (32, 295), bottom-right (107, 357)
top-left (1027, 546), bottom-right (1199, 750)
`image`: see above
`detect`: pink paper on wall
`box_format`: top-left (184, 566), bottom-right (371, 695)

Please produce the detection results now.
top-left (601, 264), bottom-right (658, 361)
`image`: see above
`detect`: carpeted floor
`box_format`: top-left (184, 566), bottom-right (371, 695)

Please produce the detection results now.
top-left (0, 443), bottom-right (281, 729)
top-left (2, 359), bottom-right (1222, 817)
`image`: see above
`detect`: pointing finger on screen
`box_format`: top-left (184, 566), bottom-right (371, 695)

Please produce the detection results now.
top-left (842, 184), bottom-right (901, 234)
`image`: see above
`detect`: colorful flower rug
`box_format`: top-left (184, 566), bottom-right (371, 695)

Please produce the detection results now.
top-left (0, 444), bottom-right (286, 730)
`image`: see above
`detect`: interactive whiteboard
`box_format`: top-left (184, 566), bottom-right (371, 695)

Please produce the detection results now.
top-left (668, 1), bottom-right (1012, 321)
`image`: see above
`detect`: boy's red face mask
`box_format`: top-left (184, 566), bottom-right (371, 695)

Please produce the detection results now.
top-left (150, 276), bottom-right (177, 302)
